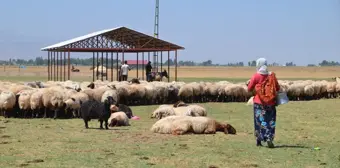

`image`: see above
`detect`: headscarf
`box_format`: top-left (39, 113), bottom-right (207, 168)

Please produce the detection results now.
top-left (256, 58), bottom-right (269, 75)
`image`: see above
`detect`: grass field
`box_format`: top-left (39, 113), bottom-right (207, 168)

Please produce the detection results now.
top-left (0, 65), bottom-right (339, 82)
top-left (1, 99), bottom-right (340, 168)
top-left (0, 66), bottom-right (339, 167)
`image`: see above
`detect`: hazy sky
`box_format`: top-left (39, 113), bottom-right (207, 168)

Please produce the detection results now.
top-left (0, 0), bottom-right (339, 65)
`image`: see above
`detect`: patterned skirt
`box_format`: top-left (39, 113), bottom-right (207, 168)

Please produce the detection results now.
top-left (253, 103), bottom-right (277, 142)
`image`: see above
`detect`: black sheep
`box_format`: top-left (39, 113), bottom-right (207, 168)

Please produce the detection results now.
top-left (110, 104), bottom-right (133, 119)
top-left (80, 96), bottom-right (115, 129)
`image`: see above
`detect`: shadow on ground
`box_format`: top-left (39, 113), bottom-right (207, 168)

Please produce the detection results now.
top-left (274, 145), bottom-right (310, 149)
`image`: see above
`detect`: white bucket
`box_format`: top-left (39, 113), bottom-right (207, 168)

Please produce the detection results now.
top-left (276, 92), bottom-right (289, 105)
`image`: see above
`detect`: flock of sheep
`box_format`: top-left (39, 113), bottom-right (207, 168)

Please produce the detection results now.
top-left (80, 97), bottom-right (237, 135)
top-left (0, 77), bottom-right (339, 119)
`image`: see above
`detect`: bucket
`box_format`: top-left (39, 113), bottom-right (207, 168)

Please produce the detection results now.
top-left (276, 92), bottom-right (289, 105)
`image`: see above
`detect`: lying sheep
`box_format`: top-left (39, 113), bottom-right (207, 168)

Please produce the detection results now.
top-left (80, 96), bottom-right (115, 129)
top-left (150, 115), bottom-right (236, 135)
top-left (109, 104), bottom-right (133, 119)
top-left (173, 101), bottom-right (207, 116)
top-left (108, 111), bottom-right (130, 127)
top-left (151, 105), bottom-right (176, 119)
top-left (172, 104), bottom-right (207, 117)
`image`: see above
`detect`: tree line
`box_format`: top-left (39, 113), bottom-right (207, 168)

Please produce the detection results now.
top-left (0, 57), bottom-right (339, 67)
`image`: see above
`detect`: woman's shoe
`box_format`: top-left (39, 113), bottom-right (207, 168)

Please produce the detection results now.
top-left (267, 141), bottom-right (275, 148)
top-left (256, 140), bottom-right (262, 146)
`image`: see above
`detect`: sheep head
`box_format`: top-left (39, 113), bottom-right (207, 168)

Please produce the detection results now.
top-left (109, 118), bottom-right (118, 127)
top-left (110, 104), bottom-right (119, 112)
top-left (173, 100), bottom-right (187, 107)
top-left (87, 82), bottom-right (95, 89)
top-left (215, 122), bottom-right (236, 135)
top-left (130, 78), bottom-right (140, 84)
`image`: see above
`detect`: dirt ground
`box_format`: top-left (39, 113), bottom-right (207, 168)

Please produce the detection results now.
top-left (0, 65), bottom-right (339, 81)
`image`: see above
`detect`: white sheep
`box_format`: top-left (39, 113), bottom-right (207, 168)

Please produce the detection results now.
top-left (0, 91), bottom-right (16, 117)
top-left (108, 111), bottom-right (130, 127)
top-left (17, 90), bottom-right (35, 118)
top-left (101, 89), bottom-right (118, 103)
top-left (151, 105), bottom-right (176, 119)
top-left (42, 87), bottom-right (65, 118)
top-left (172, 104), bottom-right (207, 117)
top-left (150, 115), bottom-right (236, 135)
top-left (64, 92), bottom-right (89, 118)
top-left (30, 89), bottom-right (44, 118)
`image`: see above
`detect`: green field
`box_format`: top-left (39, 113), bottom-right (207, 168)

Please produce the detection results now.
top-left (1, 99), bottom-right (340, 168)
top-left (0, 75), bottom-right (332, 83)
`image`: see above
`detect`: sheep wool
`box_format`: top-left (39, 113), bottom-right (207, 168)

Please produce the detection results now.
top-left (30, 90), bottom-right (44, 110)
top-left (108, 111), bottom-right (130, 127)
top-left (151, 105), bottom-right (176, 119)
top-left (150, 115), bottom-right (236, 135)
top-left (246, 96), bottom-right (254, 106)
top-left (0, 91), bottom-right (16, 110)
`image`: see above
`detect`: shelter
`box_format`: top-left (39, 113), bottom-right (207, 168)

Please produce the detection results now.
top-left (126, 60), bottom-right (149, 69)
top-left (41, 26), bottom-right (184, 82)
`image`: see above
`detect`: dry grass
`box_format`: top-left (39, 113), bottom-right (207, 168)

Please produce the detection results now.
top-left (0, 65), bottom-right (338, 82)
top-left (1, 100), bottom-right (340, 168)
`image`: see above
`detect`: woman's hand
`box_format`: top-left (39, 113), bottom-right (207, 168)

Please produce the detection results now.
top-left (246, 79), bottom-right (250, 86)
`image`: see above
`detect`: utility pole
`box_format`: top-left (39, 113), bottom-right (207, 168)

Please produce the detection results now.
top-left (153, 0), bottom-right (159, 72)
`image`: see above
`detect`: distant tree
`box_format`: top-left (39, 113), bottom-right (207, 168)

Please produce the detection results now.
top-left (285, 62), bottom-right (296, 66)
top-left (201, 60), bottom-right (213, 66)
top-left (318, 60), bottom-right (340, 66)
top-left (248, 60), bottom-right (256, 66)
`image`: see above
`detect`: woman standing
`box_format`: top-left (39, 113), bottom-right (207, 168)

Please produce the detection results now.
top-left (247, 58), bottom-right (280, 148)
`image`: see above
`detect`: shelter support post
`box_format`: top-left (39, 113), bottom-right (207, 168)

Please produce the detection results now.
top-left (92, 52), bottom-right (95, 82)
top-left (157, 52), bottom-right (159, 72)
top-left (68, 50), bottom-right (70, 80)
top-left (53, 52), bottom-right (56, 81)
top-left (148, 52), bottom-right (150, 62)
top-left (168, 51), bottom-right (170, 82)
top-left (101, 52), bottom-right (103, 81)
top-left (137, 52), bottom-right (139, 78)
top-left (56, 52), bottom-right (59, 81)
top-left (64, 52), bottom-right (65, 81)
top-left (106, 52), bottom-right (108, 81)
top-left (47, 51), bottom-right (50, 81)
top-left (60, 52), bottom-right (62, 81)
top-left (142, 52), bottom-right (144, 80)
top-left (111, 52), bottom-right (113, 82)
top-left (122, 50), bottom-right (125, 63)
top-left (116, 52), bottom-right (119, 81)
top-left (175, 50), bottom-right (178, 81)
top-left (96, 52), bottom-right (99, 80)
top-left (160, 52), bottom-right (162, 71)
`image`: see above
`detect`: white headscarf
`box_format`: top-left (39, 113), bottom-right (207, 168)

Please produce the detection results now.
top-left (256, 58), bottom-right (269, 75)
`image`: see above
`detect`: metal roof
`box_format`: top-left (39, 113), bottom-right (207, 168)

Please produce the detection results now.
top-left (41, 26), bottom-right (184, 52)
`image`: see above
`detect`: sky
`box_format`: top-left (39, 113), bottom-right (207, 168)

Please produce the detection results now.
top-left (0, 0), bottom-right (339, 66)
